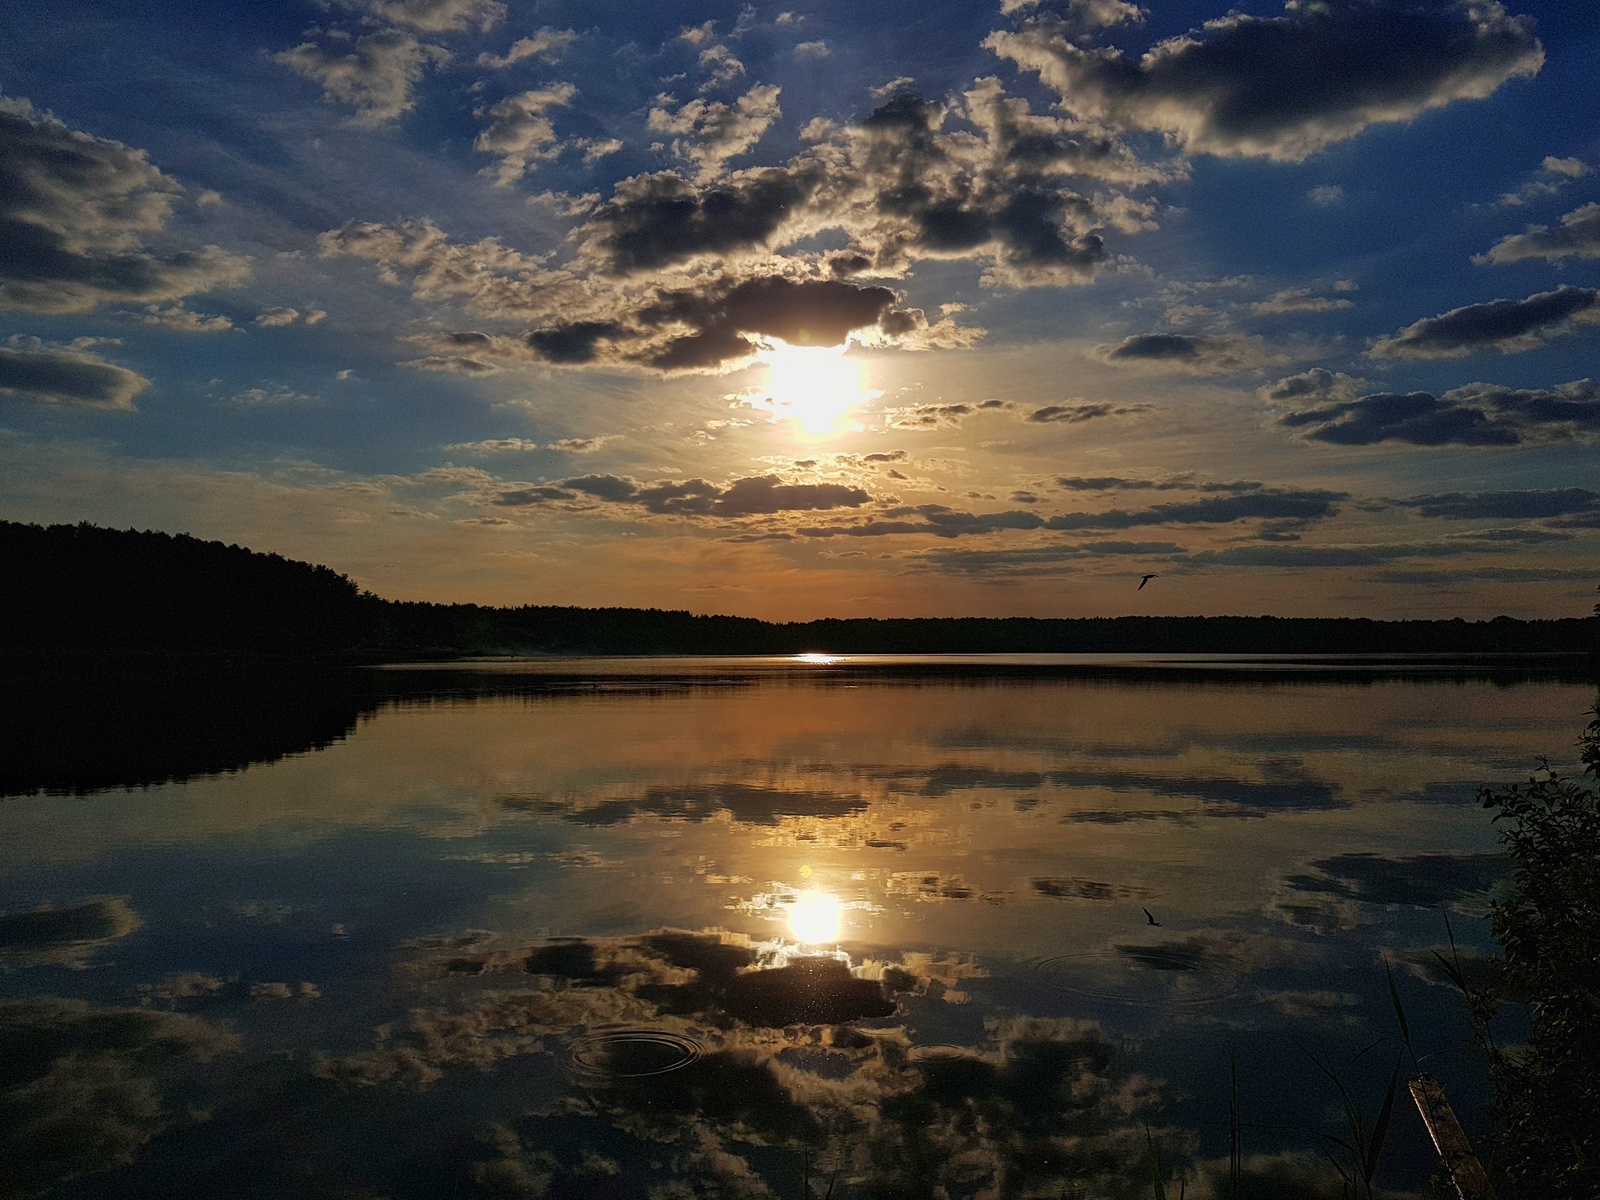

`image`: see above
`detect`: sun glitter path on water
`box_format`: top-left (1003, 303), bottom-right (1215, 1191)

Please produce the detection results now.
top-left (787, 890), bottom-right (843, 944)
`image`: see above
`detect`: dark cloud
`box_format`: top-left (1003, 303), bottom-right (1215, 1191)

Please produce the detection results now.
top-left (988, 1), bottom-right (1543, 161)
top-left (0, 341), bottom-right (150, 410)
top-left (1284, 852), bottom-right (1506, 908)
top-left (1028, 401), bottom-right (1153, 422)
top-left (504, 782), bottom-right (868, 826)
top-left (1368, 286), bottom-right (1600, 359)
top-left (1478, 201), bottom-right (1600, 264)
top-left (1395, 488), bottom-right (1600, 520)
top-left (912, 541), bottom-right (1185, 577)
top-left (0, 99), bottom-right (249, 313)
top-left (1032, 877), bottom-right (1149, 901)
top-left (1096, 332), bottom-right (1269, 372)
top-left (1056, 474), bottom-right (1262, 493)
top-left (1259, 368), bottom-right (1362, 404)
top-left (494, 472), bottom-right (873, 520)
top-left (887, 399), bottom-right (1011, 428)
top-left (1276, 378), bottom-right (1600, 446)
top-left (1045, 487), bottom-right (1346, 530)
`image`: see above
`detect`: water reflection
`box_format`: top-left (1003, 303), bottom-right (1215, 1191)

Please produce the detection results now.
top-left (0, 657), bottom-right (1593, 1197)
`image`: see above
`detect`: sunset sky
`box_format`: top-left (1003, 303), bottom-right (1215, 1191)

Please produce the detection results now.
top-left (1, 0), bottom-right (1596, 620)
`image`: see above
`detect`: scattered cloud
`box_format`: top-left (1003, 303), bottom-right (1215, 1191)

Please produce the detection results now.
top-left (473, 84), bottom-right (578, 185)
top-left (131, 304), bottom-right (234, 332)
top-left (648, 84), bottom-right (783, 177)
top-left (794, 40), bottom-right (830, 60)
top-left (1496, 154), bottom-right (1592, 206)
top-left (1307, 184), bottom-right (1344, 207)
top-left (0, 898), bottom-right (143, 969)
top-left (493, 472), bottom-right (873, 519)
top-left (1394, 488), bottom-right (1600, 521)
top-left (0, 98), bottom-right (249, 313)
top-left (1252, 287), bottom-right (1353, 315)
top-left (253, 306), bottom-right (301, 327)
top-left (0, 338), bottom-right (149, 410)
top-left (1096, 332), bottom-right (1275, 373)
top-left (1276, 378), bottom-right (1600, 447)
top-left (1028, 400), bottom-right (1153, 423)
top-left (987, 0), bottom-right (1542, 161)
top-left (342, 0), bottom-right (506, 33)
top-left (277, 29), bottom-right (452, 125)
top-left (1368, 286), bottom-right (1600, 358)
top-left (1476, 201), bottom-right (1600, 264)
top-left (476, 27), bottom-right (577, 69)
top-left (886, 399), bottom-right (1011, 428)
top-left (444, 437), bottom-right (542, 452)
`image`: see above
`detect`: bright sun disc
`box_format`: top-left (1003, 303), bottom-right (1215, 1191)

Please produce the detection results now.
top-left (762, 342), bottom-right (871, 435)
top-left (787, 890), bottom-right (843, 944)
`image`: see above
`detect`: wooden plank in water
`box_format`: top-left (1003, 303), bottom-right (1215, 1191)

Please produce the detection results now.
top-left (1409, 1073), bottom-right (1496, 1200)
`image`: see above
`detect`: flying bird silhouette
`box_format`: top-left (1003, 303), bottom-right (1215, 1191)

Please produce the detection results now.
top-left (1143, 907), bottom-right (1162, 927)
top-left (1137, 574), bottom-right (1159, 590)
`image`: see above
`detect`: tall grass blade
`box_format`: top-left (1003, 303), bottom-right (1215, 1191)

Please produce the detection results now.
top-left (1386, 959), bottom-right (1412, 1057)
top-left (1229, 1047), bottom-right (1241, 1200)
top-left (1146, 1124), bottom-right (1167, 1200)
top-left (1364, 1058), bottom-right (1401, 1185)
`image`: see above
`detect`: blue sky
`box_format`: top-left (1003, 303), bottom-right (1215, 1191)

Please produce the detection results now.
top-left (1, 0), bottom-right (1596, 618)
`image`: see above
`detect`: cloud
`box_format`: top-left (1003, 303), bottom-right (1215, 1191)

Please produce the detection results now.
top-left (0, 98), bottom-right (250, 314)
top-left (1045, 487), bottom-right (1346, 530)
top-left (1496, 155), bottom-right (1592, 206)
top-left (1477, 201), bottom-right (1600, 263)
top-left (131, 304), bottom-right (234, 332)
top-left (869, 76), bottom-right (916, 98)
top-left (1252, 287), bottom-right (1353, 315)
top-left (444, 437), bottom-right (542, 452)
top-left (476, 27), bottom-right (577, 68)
top-left (0, 339), bottom-right (149, 410)
top-left (0, 898), bottom-right (143, 969)
top-left (648, 84), bottom-right (783, 177)
top-left (1028, 401), bottom-right (1154, 422)
top-left (794, 40), bottom-right (830, 59)
top-left (1000, 0), bottom-right (1146, 28)
top-left (1095, 332), bottom-right (1273, 373)
top-left (1367, 286), bottom-right (1600, 358)
top-left (1394, 488), bottom-right (1600, 520)
top-left (493, 472), bottom-right (872, 520)
top-left (697, 44), bottom-right (746, 85)
top-left (473, 83), bottom-right (578, 185)
top-left (1258, 367), bottom-right (1363, 404)
top-left (253, 306), bottom-right (301, 327)
top-left (342, 0), bottom-right (505, 33)
top-left (1283, 851), bottom-right (1505, 909)
top-left (1056, 474), bottom-right (1262, 493)
top-left (0, 998), bottom-right (239, 1196)
top-left (277, 29), bottom-right (451, 124)
top-left (1307, 184), bottom-right (1344, 206)
top-left (886, 399), bottom-right (1011, 428)
top-left (987, 0), bottom-right (1543, 161)
top-left (1276, 378), bottom-right (1600, 448)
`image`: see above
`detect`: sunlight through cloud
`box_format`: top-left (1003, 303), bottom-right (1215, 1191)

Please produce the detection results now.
top-left (787, 889), bottom-right (843, 944)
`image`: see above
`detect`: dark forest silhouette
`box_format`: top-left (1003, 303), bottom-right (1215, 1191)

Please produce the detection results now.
top-left (4, 519), bottom-right (1596, 660)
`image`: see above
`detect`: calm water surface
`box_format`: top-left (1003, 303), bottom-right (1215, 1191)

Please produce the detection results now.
top-left (2, 656), bottom-right (1594, 1198)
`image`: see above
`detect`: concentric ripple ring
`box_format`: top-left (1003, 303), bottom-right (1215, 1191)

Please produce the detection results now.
top-left (567, 1027), bottom-right (705, 1078)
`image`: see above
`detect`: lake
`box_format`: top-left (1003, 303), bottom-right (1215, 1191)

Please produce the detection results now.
top-left (2, 655), bottom-right (1594, 1199)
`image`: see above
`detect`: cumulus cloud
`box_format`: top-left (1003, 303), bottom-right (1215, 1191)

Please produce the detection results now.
top-left (987, 0), bottom-right (1543, 161)
top-left (886, 399), bottom-right (1011, 428)
top-left (1367, 286), bottom-right (1600, 358)
top-left (1056, 474), bottom-right (1263, 493)
top-left (132, 304), bottom-right (233, 332)
top-left (277, 29), bottom-right (451, 124)
top-left (648, 84), bottom-right (783, 177)
top-left (476, 27), bottom-right (577, 68)
top-left (253, 306), bottom-right (301, 327)
top-left (493, 472), bottom-right (872, 519)
top-left (1000, 0), bottom-right (1146, 28)
top-left (444, 437), bottom-right (542, 452)
top-left (0, 99), bottom-right (249, 314)
top-left (0, 339), bottom-right (150, 410)
top-left (1476, 201), bottom-right (1600, 263)
top-left (794, 40), bottom-right (830, 59)
top-left (1095, 332), bottom-right (1274, 373)
top-left (342, 0), bottom-right (505, 33)
top-left (473, 83), bottom-right (578, 185)
top-left (1496, 155), bottom-right (1592, 206)
top-left (1257, 367), bottom-right (1364, 405)
top-left (1275, 378), bottom-right (1600, 447)
top-left (697, 44), bottom-right (746, 85)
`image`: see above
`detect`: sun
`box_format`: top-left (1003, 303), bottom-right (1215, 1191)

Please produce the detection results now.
top-left (759, 341), bottom-right (874, 436)
top-left (787, 890), bottom-right (843, 944)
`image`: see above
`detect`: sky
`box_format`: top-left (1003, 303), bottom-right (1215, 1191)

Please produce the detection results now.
top-left (1, 0), bottom-right (1596, 621)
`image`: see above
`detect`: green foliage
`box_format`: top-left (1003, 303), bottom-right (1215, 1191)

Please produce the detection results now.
top-left (1475, 704), bottom-right (1600, 1199)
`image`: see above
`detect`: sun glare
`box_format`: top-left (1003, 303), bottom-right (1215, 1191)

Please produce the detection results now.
top-left (787, 890), bottom-right (843, 944)
top-left (761, 342), bottom-right (873, 436)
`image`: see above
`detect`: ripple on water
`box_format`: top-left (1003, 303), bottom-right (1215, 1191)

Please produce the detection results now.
top-left (566, 1026), bottom-right (705, 1078)
top-left (1028, 950), bottom-right (1241, 1007)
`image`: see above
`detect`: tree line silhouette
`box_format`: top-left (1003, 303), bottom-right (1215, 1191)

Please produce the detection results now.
top-left (3, 519), bottom-right (1595, 659)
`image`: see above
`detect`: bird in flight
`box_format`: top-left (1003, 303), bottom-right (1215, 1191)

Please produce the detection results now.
top-left (1137, 574), bottom-right (1159, 590)
top-left (1143, 907), bottom-right (1162, 927)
